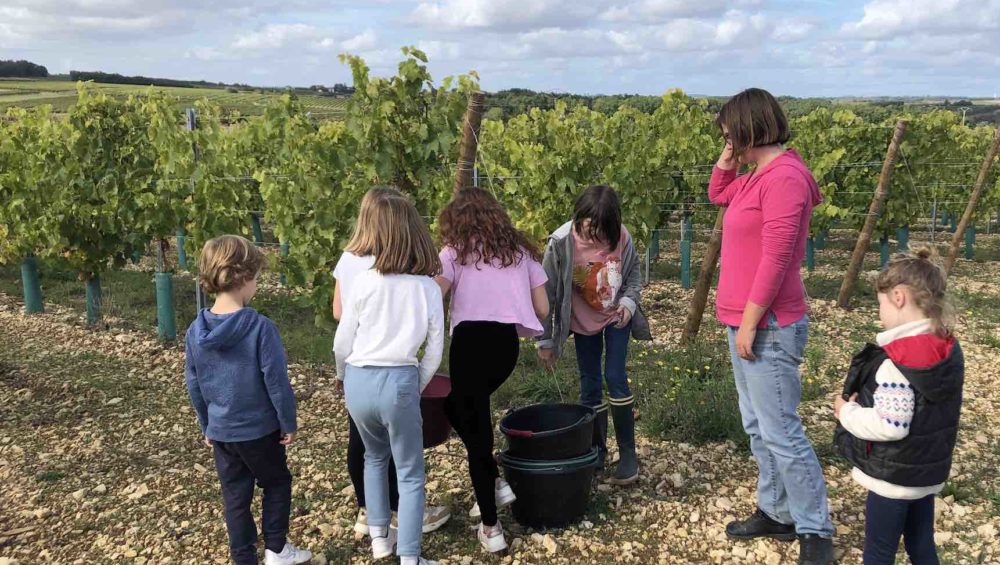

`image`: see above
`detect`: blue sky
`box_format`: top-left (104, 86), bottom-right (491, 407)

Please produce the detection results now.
top-left (2, 0), bottom-right (999, 97)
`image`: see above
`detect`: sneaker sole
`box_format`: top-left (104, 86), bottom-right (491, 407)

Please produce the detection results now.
top-left (354, 523), bottom-right (370, 536)
top-left (423, 514), bottom-right (451, 534)
top-left (607, 473), bottom-right (640, 486)
top-left (496, 492), bottom-right (516, 509)
top-left (726, 531), bottom-right (798, 542)
top-left (470, 492), bottom-right (516, 519)
top-left (481, 539), bottom-right (509, 553)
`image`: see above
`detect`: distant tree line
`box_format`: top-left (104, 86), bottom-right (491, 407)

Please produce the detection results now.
top-left (68, 70), bottom-right (252, 90)
top-left (484, 89), bottom-right (847, 121)
top-left (483, 88), bottom-right (1000, 124)
top-left (0, 59), bottom-right (49, 78)
top-left (308, 83), bottom-right (356, 95)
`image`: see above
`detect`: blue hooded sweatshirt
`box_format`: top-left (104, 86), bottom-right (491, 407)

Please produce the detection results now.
top-left (184, 307), bottom-right (297, 442)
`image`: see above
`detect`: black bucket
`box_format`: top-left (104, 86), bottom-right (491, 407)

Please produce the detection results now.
top-left (499, 448), bottom-right (599, 529)
top-left (499, 403), bottom-right (595, 461)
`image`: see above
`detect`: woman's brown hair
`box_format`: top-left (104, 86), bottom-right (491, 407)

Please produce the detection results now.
top-left (345, 186), bottom-right (405, 256)
top-left (875, 245), bottom-right (952, 337)
top-left (716, 88), bottom-right (790, 161)
top-left (438, 187), bottom-right (541, 266)
top-left (198, 235), bottom-right (265, 294)
top-left (368, 193), bottom-right (441, 276)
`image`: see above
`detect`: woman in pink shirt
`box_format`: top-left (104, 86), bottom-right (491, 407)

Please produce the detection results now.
top-left (709, 88), bottom-right (833, 565)
top-left (435, 188), bottom-right (549, 554)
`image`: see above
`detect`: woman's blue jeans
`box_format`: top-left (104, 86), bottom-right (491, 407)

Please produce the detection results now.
top-left (727, 315), bottom-right (833, 537)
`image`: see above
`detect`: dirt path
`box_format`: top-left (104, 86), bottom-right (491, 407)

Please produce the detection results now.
top-left (0, 284), bottom-right (997, 564)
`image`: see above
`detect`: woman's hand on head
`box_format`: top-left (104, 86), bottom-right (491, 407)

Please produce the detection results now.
top-left (717, 139), bottom-right (739, 171)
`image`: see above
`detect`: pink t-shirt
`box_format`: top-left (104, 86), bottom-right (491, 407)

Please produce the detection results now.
top-left (708, 150), bottom-right (822, 328)
top-left (570, 227), bottom-right (629, 336)
top-left (438, 246), bottom-right (548, 337)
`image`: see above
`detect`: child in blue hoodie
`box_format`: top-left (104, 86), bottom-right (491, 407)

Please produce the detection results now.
top-left (185, 235), bottom-right (312, 565)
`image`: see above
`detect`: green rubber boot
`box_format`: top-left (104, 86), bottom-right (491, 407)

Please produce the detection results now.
top-left (609, 402), bottom-right (639, 486)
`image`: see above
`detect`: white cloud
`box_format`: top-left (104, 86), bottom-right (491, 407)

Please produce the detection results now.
top-left (184, 47), bottom-right (233, 61)
top-left (233, 24), bottom-right (322, 50)
top-left (843, 0), bottom-right (1000, 39)
top-left (645, 11), bottom-right (769, 52)
top-left (601, 0), bottom-right (729, 22)
top-left (415, 40), bottom-right (462, 61)
top-left (231, 24), bottom-right (376, 53)
top-left (410, 0), bottom-right (601, 30)
top-left (342, 29), bottom-right (378, 51)
top-left (600, 0), bottom-right (763, 23)
top-left (771, 19), bottom-right (817, 43)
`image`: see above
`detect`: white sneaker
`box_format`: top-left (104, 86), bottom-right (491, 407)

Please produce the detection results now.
top-left (264, 542), bottom-right (312, 565)
top-left (392, 505), bottom-right (452, 533)
top-left (371, 528), bottom-right (397, 560)
top-left (469, 478), bottom-right (517, 519)
top-left (495, 478), bottom-right (516, 508)
top-left (354, 508), bottom-right (370, 536)
top-left (478, 521), bottom-right (509, 553)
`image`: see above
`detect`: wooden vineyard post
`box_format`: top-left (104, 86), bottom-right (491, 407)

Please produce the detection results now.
top-left (681, 208), bottom-right (725, 344)
top-left (837, 120), bottom-right (907, 309)
top-left (944, 127), bottom-right (1000, 275)
top-left (453, 91), bottom-right (485, 195)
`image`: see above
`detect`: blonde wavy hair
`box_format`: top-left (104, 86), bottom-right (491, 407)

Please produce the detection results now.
top-left (345, 186), bottom-right (405, 256)
top-left (875, 245), bottom-right (953, 337)
top-left (198, 235), bottom-right (265, 294)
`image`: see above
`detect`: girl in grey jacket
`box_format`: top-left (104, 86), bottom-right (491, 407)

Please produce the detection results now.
top-left (536, 185), bottom-right (652, 485)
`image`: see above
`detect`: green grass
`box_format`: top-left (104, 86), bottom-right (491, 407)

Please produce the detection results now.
top-left (952, 289), bottom-right (1000, 326)
top-left (940, 480), bottom-right (980, 503)
top-left (490, 338), bottom-right (747, 448)
top-left (802, 343), bottom-right (831, 402)
top-left (0, 78), bottom-right (348, 118)
top-left (36, 470), bottom-right (67, 482)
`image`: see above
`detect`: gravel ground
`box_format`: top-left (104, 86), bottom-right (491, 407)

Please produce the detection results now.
top-left (0, 256), bottom-right (997, 565)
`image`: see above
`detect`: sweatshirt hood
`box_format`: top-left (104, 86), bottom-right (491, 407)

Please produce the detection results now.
top-left (762, 149), bottom-right (823, 207)
top-left (891, 336), bottom-right (964, 403)
top-left (192, 307), bottom-right (259, 350)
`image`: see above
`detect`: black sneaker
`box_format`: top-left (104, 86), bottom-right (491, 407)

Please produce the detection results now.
top-left (725, 508), bottom-right (797, 541)
top-left (798, 534), bottom-right (833, 565)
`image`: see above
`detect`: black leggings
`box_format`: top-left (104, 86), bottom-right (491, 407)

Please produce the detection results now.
top-left (445, 321), bottom-right (519, 526)
top-left (348, 414), bottom-right (398, 512)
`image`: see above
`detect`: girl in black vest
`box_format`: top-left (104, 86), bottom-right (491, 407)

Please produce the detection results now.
top-left (833, 246), bottom-right (964, 565)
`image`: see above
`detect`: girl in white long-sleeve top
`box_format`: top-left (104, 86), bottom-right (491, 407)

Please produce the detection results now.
top-left (334, 193), bottom-right (445, 565)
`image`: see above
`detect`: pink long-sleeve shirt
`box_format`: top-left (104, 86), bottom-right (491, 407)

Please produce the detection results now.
top-left (709, 149), bottom-right (822, 328)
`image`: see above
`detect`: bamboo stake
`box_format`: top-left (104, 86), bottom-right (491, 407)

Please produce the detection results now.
top-left (944, 127), bottom-right (1000, 275)
top-left (837, 120), bottom-right (907, 309)
top-left (681, 208), bottom-right (725, 344)
top-left (453, 91), bottom-right (485, 195)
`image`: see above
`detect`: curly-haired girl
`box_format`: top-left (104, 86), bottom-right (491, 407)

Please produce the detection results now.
top-left (435, 187), bottom-right (549, 553)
